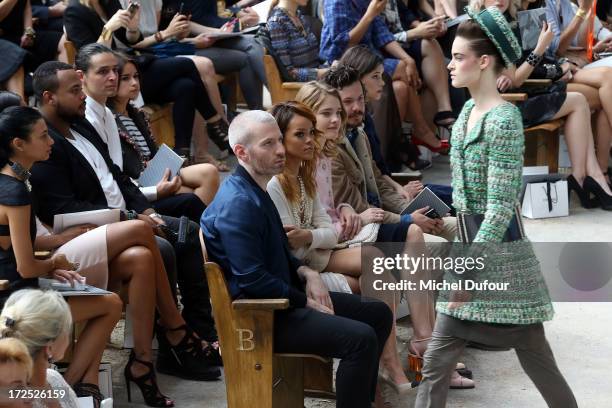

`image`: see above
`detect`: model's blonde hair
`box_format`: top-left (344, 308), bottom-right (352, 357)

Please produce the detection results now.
top-left (0, 290), bottom-right (72, 358)
top-left (269, 101), bottom-right (321, 203)
top-left (0, 338), bottom-right (33, 380)
top-left (295, 81), bottom-right (347, 158)
top-left (468, 0), bottom-right (519, 18)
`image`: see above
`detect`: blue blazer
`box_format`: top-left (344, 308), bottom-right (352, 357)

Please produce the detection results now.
top-left (201, 166), bottom-right (307, 307)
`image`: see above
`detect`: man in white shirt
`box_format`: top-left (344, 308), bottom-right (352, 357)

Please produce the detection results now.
top-left (76, 42), bottom-right (206, 222)
top-left (30, 61), bottom-right (222, 379)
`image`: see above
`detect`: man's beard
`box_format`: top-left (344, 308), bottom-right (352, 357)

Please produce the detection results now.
top-left (250, 154), bottom-right (284, 177)
top-left (56, 103), bottom-right (85, 124)
top-left (347, 111), bottom-right (364, 128)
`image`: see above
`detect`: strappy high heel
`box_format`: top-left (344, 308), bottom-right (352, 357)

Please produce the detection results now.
top-left (206, 119), bottom-right (231, 153)
top-left (124, 350), bottom-right (174, 407)
top-left (73, 383), bottom-right (104, 408)
top-left (155, 324), bottom-right (221, 381)
top-left (433, 110), bottom-right (456, 142)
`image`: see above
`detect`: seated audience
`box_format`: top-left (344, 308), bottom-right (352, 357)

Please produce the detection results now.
top-left (201, 109), bottom-right (393, 408)
top-left (383, 0), bottom-right (457, 142)
top-left (108, 54), bottom-right (220, 206)
top-left (338, 45), bottom-right (454, 208)
top-left (471, 0), bottom-right (612, 210)
top-left (29, 62), bottom-right (221, 365)
top-left (74, 44), bottom-right (210, 221)
top-left (0, 337), bottom-right (32, 408)
top-left (295, 82), bottom-right (472, 391)
top-left (0, 0), bottom-right (67, 69)
top-left (320, 0), bottom-right (450, 151)
top-left (267, 100), bottom-right (464, 400)
top-left (0, 289), bottom-right (107, 408)
top-left (121, 0), bottom-right (230, 126)
top-left (0, 76), bottom-right (220, 396)
top-left (0, 107), bottom-right (123, 399)
top-left (63, 0), bottom-right (231, 155)
top-left (294, 82), bottom-right (381, 245)
top-left (267, 102), bottom-right (358, 293)
top-left (267, 0), bottom-right (329, 82)
top-left (161, 0), bottom-right (267, 110)
top-left (542, 0), bottom-right (612, 176)
top-left (322, 65), bottom-right (457, 245)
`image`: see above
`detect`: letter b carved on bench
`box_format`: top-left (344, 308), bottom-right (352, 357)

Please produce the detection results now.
top-left (237, 329), bottom-right (255, 351)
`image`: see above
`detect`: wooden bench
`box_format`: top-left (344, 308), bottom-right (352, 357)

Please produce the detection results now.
top-left (501, 80), bottom-right (562, 173)
top-left (263, 53), bottom-right (304, 105)
top-left (199, 231), bottom-right (335, 407)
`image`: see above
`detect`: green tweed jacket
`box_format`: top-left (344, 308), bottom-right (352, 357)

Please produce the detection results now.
top-left (436, 100), bottom-right (554, 324)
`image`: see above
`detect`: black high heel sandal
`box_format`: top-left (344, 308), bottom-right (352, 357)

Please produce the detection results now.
top-left (433, 110), bottom-right (457, 142)
top-left (124, 350), bottom-right (174, 407)
top-left (567, 175), bottom-right (598, 209)
top-left (583, 176), bottom-right (612, 211)
top-left (155, 324), bottom-right (221, 381)
top-left (73, 383), bottom-right (104, 408)
top-left (206, 119), bottom-right (231, 153)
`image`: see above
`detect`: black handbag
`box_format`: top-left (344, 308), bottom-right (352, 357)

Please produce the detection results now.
top-left (456, 205), bottom-right (526, 244)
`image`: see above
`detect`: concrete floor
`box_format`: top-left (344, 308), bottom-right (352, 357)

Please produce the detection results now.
top-left (104, 155), bottom-right (612, 407)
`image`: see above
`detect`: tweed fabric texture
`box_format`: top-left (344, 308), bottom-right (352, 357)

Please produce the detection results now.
top-left (436, 100), bottom-right (554, 324)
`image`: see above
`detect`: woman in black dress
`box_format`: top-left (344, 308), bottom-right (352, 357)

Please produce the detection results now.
top-left (0, 106), bottom-right (123, 405)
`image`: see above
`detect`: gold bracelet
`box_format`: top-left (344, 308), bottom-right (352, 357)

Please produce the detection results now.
top-left (575, 8), bottom-right (587, 20)
top-left (100, 26), bottom-right (113, 42)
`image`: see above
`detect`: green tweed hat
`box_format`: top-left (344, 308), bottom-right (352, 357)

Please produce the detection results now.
top-left (466, 6), bottom-right (522, 67)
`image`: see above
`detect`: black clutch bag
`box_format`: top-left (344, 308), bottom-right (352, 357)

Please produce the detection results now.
top-left (457, 205), bottom-right (526, 243)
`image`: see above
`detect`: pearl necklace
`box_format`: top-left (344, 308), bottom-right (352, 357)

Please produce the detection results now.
top-left (291, 176), bottom-right (313, 229)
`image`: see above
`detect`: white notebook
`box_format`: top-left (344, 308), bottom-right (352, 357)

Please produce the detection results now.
top-left (52, 209), bottom-right (121, 234)
top-left (138, 143), bottom-right (185, 187)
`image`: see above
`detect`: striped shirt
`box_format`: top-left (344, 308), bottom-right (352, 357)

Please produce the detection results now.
top-left (267, 7), bottom-right (321, 82)
top-left (117, 114), bottom-right (152, 161)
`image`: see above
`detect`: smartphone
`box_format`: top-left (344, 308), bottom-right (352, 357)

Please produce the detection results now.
top-left (425, 208), bottom-right (441, 219)
top-left (127, 2), bottom-right (139, 17)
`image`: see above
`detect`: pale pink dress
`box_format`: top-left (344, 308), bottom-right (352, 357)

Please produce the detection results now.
top-left (36, 218), bottom-right (109, 289)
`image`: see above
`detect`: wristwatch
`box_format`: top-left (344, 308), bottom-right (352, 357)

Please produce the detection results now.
top-left (24, 27), bottom-right (36, 39)
top-left (125, 210), bottom-right (138, 220)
